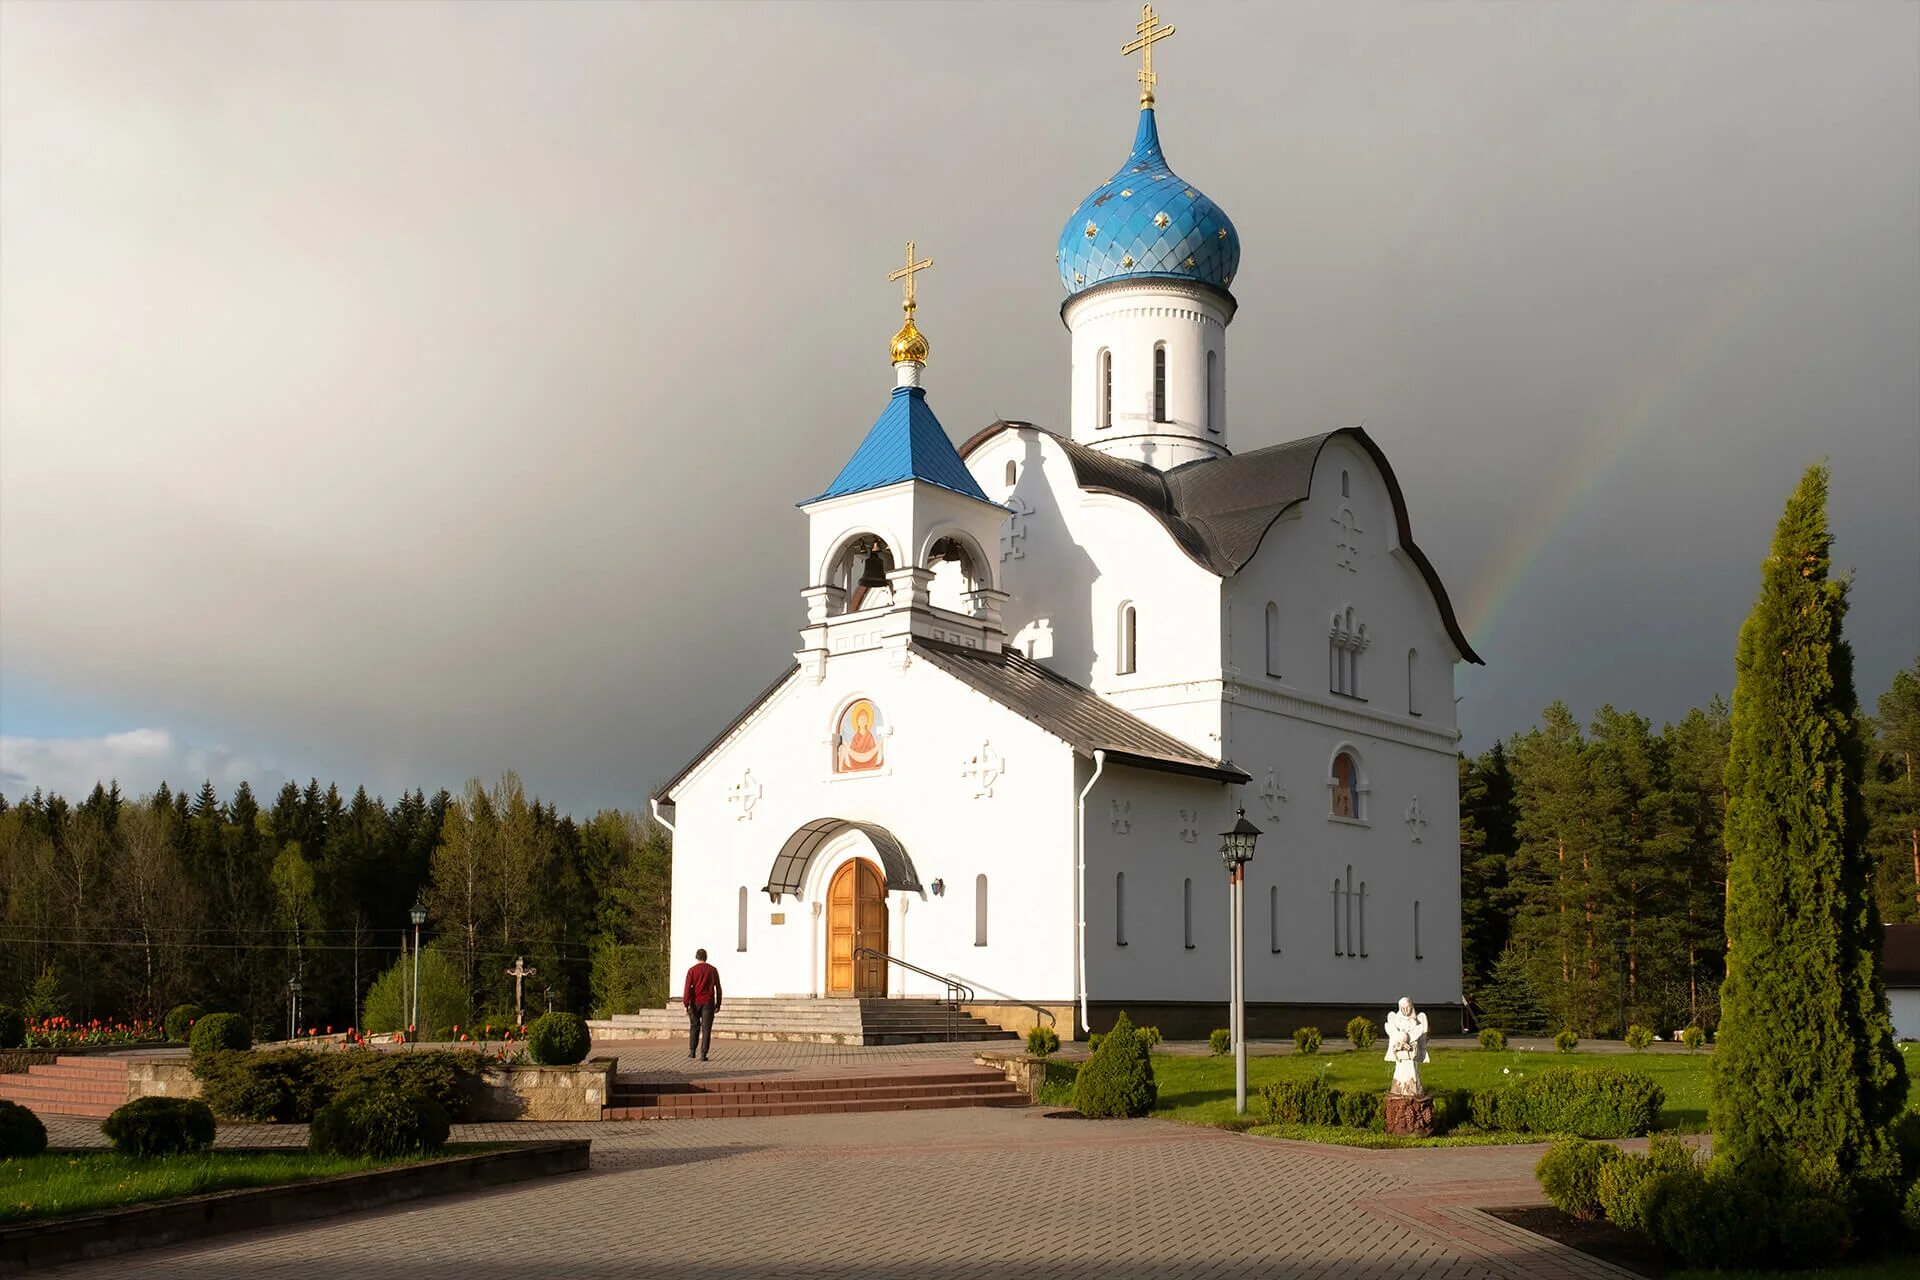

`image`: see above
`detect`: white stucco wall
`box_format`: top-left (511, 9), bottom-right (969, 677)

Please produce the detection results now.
top-left (666, 645), bottom-right (1079, 1004)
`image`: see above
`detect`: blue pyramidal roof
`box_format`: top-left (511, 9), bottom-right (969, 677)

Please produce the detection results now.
top-left (803, 385), bottom-right (994, 506)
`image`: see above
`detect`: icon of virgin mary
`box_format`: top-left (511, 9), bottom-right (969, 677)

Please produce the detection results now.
top-left (835, 699), bottom-right (884, 773)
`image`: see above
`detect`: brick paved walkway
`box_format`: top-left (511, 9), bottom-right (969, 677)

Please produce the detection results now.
top-left (36, 1105), bottom-right (1640, 1279)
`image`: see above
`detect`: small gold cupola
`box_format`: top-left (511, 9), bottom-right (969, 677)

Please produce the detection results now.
top-left (887, 240), bottom-right (933, 385)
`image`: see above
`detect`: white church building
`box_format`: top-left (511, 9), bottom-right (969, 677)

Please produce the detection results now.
top-left (652, 17), bottom-right (1483, 1038)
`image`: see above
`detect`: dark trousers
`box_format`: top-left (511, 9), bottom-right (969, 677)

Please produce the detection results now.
top-left (687, 1002), bottom-right (716, 1059)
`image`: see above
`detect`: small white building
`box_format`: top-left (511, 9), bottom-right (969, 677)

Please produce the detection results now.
top-left (653, 51), bottom-right (1482, 1038)
top-left (1886, 924), bottom-right (1920, 1042)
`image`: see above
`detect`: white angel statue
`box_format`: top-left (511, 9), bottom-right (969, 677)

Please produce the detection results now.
top-left (1383, 996), bottom-right (1431, 1097)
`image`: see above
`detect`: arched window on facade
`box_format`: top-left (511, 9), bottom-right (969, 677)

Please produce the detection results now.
top-left (736, 886), bottom-right (748, 952)
top-left (1115, 872), bottom-right (1127, 946)
top-left (1152, 344), bottom-right (1168, 423)
top-left (1269, 884), bottom-right (1281, 953)
top-left (1097, 348), bottom-right (1112, 428)
top-left (1005, 460), bottom-right (1017, 488)
top-left (1117, 602), bottom-right (1137, 675)
top-left (1205, 350), bottom-right (1218, 433)
top-left (974, 874), bottom-right (988, 947)
top-left (1329, 608), bottom-right (1366, 697)
top-left (1183, 877), bottom-right (1194, 949)
top-left (1406, 648), bottom-right (1419, 716)
top-left (1331, 751), bottom-right (1362, 820)
top-left (1265, 601), bottom-right (1281, 677)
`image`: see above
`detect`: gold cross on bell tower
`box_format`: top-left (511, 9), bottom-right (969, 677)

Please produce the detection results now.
top-left (1122, 4), bottom-right (1176, 107)
top-left (888, 240), bottom-right (933, 317)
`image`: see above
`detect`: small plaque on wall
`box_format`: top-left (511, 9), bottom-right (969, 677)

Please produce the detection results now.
top-left (770, 912), bottom-right (785, 925)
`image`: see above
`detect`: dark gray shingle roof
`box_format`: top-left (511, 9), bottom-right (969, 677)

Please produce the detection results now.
top-left (912, 639), bottom-right (1249, 784)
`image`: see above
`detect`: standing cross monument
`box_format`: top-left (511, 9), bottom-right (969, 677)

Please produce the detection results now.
top-left (506, 955), bottom-right (538, 1028)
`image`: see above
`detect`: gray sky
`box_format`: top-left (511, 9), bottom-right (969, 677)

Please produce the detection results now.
top-left (2, 1), bottom-right (1915, 814)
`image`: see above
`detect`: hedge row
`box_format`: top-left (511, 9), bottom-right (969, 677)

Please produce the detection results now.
top-left (1468, 1066), bottom-right (1663, 1138)
top-left (190, 1048), bottom-right (488, 1122)
top-left (1260, 1078), bottom-right (1385, 1130)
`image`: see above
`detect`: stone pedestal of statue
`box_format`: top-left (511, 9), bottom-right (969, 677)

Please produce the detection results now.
top-left (1385, 1093), bottom-right (1435, 1137)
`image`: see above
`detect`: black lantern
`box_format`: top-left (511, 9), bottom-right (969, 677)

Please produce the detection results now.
top-left (409, 901), bottom-right (427, 927)
top-left (1219, 808), bottom-right (1261, 870)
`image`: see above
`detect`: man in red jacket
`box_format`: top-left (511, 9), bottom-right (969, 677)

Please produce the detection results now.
top-left (682, 948), bottom-right (722, 1061)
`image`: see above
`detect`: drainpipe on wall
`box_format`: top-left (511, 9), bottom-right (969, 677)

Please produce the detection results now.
top-left (648, 797), bottom-right (677, 836)
top-left (1076, 749), bottom-right (1106, 1035)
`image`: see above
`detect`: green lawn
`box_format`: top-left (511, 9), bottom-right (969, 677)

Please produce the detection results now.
top-left (1674, 1262), bottom-right (1919, 1280)
top-left (0, 1150), bottom-right (432, 1224)
top-left (1140, 1045), bottom-right (1717, 1131)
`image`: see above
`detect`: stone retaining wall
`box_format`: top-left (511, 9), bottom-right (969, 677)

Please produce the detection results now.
top-left (125, 1060), bottom-right (200, 1101)
top-left (124, 1054), bottom-right (613, 1121)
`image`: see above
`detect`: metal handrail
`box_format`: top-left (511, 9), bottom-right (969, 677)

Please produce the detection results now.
top-left (853, 948), bottom-right (974, 1041)
top-left (939, 973), bottom-right (1057, 1029)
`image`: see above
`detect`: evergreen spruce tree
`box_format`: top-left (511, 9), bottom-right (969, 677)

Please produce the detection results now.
top-left (1711, 464), bottom-right (1907, 1176)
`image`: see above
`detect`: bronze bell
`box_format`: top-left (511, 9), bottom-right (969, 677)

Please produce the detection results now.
top-left (857, 545), bottom-right (889, 591)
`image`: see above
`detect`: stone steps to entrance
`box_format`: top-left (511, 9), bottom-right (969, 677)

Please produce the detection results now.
top-left (603, 1066), bottom-right (1026, 1120)
top-left (591, 997), bottom-right (1019, 1046)
top-left (0, 1056), bottom-right (131, 1118)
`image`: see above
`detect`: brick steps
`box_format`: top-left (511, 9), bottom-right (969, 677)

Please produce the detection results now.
top-left (603, 1066), bottom-right (1026, 1120)
top-left (0, 1056), bottom-right (131, 1118)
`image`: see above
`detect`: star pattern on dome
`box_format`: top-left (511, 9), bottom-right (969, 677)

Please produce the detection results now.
top-left (1057, 108), bottom-right (1239, 298)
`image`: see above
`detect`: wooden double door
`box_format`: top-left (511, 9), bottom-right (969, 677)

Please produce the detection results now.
top-left (826, 858), bottom-right (888, 997)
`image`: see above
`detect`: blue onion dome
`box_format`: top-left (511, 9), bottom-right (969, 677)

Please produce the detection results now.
top-left (1057, 107), bottom-right (1239, 299)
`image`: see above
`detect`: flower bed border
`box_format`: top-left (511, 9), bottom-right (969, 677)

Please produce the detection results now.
top-left (0, 1140), bottom-right (590, 1276)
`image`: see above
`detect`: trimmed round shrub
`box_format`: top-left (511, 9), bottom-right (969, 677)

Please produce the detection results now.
top-left (1071, 1012), bottom-right (1156, 1118)
top-left (1902, 1179), bottom-right (1920, 1237)
top-left (1624, 1024), bottom-right (1654, 1051)
top-left (190, 1012), bottom-right (251, 1057)
top-left (1553, 1029), bottom-right (1580, 1054)
top-left (1679, 1025), bottom-right (1706, 1051)
top-left (1136, 1025), bottom-right (1162, 1049)
top-left (1086, 1032), bottom-right (1105, 1054)
top-left (0, 1098), bottom-right (48, 1156)
top-left (525, 1011), bottom-right (589, 1066)
top-left (1523, 1065), bottom-right (1664, 1138)
top-left (1208, 1028), bottom-right (1230, 1056)
top-left (1596, 1153), bottom-right (1657, 1232)
top-left (1645, 1156), bottom-right (1852, 1270)
top-left (102, 1097), bottom-right (215, 1157)
top-left (1477, 1027), bottom-right (1507, 1052)
top-left (1336, 1090), bottom-right (1382, 1130)
top-left (1535, 1137), bottom-right (1623, 1220)
top-left (1292, 1026), bottom-right (1322, 1055)
top-left (1345, 1016), bottom-right (1376, 1050)
top-left (1025, 1025), bottom-right (1060, 1057)
top-left (163, 1003), bottom-right (206, 1044)
top-left (308, 1087), bottom-right (450, 1158)
top-left (0, 1004), bottom-right (24, 1049)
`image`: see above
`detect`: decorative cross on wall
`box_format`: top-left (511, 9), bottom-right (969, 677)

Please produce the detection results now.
top-left (1000, 496), bottom-right (1033, 561)
top-left (1332, 508), bottom-right (1362, 573)
top-left (727, 769), bottom-right (763, 821)
top-left (1110, 799), bottom-right (1132, 835)
top-left (1178, 809), bottom-right (1199, 843)
top-left (1258, 767), bottom-right (1288, 818)
top-left (1404, 796), bottom-right (1428, 844)
top-left (961, 741), bottom-right (1005, 799)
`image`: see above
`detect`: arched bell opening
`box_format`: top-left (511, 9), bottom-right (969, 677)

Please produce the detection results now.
top-left (923, 530), bottom-right (992, 615)
top-left (822, 532), bottom-right (899, 614)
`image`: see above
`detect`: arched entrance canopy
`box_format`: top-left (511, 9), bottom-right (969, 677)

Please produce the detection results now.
top-left (764, 818), bottom-right (922, 901)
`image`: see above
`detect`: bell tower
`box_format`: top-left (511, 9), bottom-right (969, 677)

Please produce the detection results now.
top-left (795, 243), bottom-right (1010, 679)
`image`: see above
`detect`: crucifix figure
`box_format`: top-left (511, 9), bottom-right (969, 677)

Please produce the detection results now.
top-left (1122, 4), bottom-right (1176, 107)
top-left (505, 955), bottom-right (538, 1028)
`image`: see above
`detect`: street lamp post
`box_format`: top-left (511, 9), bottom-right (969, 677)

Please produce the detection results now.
top-left (409, 901), bottom-right (427, 1040)
top-left (1613, 935), bottom-right (1629, 1037)
top-left (1219, 808), bottom-right (1262, 1115)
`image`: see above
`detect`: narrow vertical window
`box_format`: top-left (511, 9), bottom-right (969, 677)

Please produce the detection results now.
top-left (1414, 900), bottom-right (1423, 960)
top-left (1358, 881), bottom-right (1368, 957)
top-left (1341, 469), bottom-right (1350, 498)
top-left (1205, 350), bottom-right (1218, 432)
top-left (1115, 872), bottom-right (1127, 946)
top-left (1345, 864), bottom-right (1355, 957)
top-left (1332, 752), bottom-right (1359, 819)
top-left (1354, 623), bottom-right (1366, 698)
top-left (1005, 460), bottom-right (1017, 488)
top-left (974, 874), bottom-right (988, 946)
top-left (1097, 348), bottom-right (1112, 428)
top-left (1265, 601), bottom-right (1281, 677)
top-left (1183, 878), bottom-right (1194, 949)
top-left (1117, 603), bottom-right (1137, 675)
top-left (1407, 648), bottom-right (1419, 716)
top-left (737, 886), bottom-right (748, 952)
top-left (1152, 344), bottom-right (1167, 423)
top-left (1269, 884), bottom-right (1281, 953)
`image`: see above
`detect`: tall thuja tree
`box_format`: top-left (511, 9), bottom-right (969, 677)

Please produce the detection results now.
top-left (1712, 464), bottom-right (1907, 1176)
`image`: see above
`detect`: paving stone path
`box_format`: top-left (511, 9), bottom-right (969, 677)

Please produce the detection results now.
top-left (31, 1040), bottom-right (1649, 1279)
